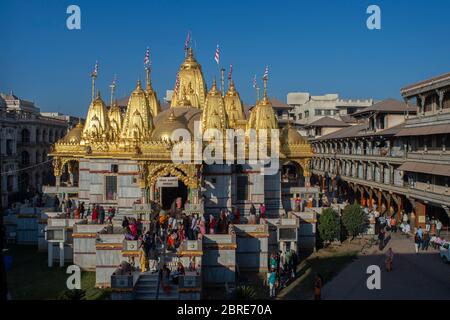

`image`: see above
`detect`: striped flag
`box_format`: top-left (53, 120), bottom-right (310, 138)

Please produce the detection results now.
top-left (263, 65), bottom-right (269, 80)
top-left (91, 61), bottom-right (99, 77)
top-left (144, 47), bottom-right (150, 68)
top-left (252, 74), bottom-right (257, 88)
top-left (184, 31), bottom-right (191, 50)
top-left (228, 64), bottom-right (233, 80)
top-left (214, 44), bottom-right (220, 65)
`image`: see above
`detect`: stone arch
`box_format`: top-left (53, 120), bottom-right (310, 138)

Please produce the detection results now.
top-left (146, 163), bottom-right (198, 189)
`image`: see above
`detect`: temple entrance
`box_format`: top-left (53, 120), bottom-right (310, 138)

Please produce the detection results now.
top-left (281, 161), bottom-right (305, 187)
top-left (159, 177), bottom-right (188, 210)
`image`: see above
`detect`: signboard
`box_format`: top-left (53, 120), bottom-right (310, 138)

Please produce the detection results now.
top-left (278, 227), bottom-right (297, 241)
top-left (186, 240), bottom-right (199, 251)
top-left (157, 177), bottom-right (179, 188)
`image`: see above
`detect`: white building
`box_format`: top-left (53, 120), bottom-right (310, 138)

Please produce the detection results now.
top-left (0, 92), bottom-right (73, 208)
top-left (287, 92), bottom-right (373, 125)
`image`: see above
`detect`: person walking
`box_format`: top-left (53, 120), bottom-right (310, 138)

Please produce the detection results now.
top-left (436, 220), bottom-right (442, 237)
top-left (91, 204), bottom-right (99, 223)
top-left (378, 227), bottom-right (385, 251)
top-left (385, 247), bottom-right (394, 272)
top-left (99, 206), bottom-right (105, 224)
top-left (314, 273), bottom-right (323, 300)
top-left (266, 268), bottom-right (277, 298)
top-left (422, 232), bottom-right (430, 251)
top-left (414, 232), bottom-right (421, 254)
top-left (79, 202), bottom-right (85, 219)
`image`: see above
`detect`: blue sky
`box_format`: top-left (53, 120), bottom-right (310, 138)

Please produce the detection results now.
top-left (1, 0), bottom-right (449, 117)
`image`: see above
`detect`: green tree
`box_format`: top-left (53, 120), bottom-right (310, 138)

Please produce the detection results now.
top-left (342, 203), bottom-right (365, 241)
top-left (318, 208), bottom-right (340, 245)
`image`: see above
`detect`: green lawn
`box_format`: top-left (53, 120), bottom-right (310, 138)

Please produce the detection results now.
top-left (5, 245), bottom-right (109, 300)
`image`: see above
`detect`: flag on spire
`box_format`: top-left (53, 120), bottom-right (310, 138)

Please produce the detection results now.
top-left (214, 44), bottom-right (220, 65)
top-left (228, 64), bottom-right (233, 80)
top-left (91, 61), bottom-right (99, 77)
top-left (184, 31), bottom-right (191, 51)
top-left (144, 47), bottom-right (150, 68)
top-left (263, 65), bottom-right (269, 80)
top-left (252, 74), bottom-right (257, 88)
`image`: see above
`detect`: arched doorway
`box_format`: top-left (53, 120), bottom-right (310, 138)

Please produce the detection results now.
top-left (281, 161), bottom-right (305, 187)
top-left (159, 177), bottom-right (188, 210)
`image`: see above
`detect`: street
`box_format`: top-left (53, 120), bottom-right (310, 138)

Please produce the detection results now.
top-left (322, 233), bottom-right (450, 299)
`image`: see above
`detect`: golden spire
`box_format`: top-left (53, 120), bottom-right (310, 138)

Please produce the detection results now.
top-left (145, 66), bottom-right (161, 116)
top-left (224, 80), bottom-right (245, 128)
top-left (171, 47), bottom-right (206, 108)
top-left (120, 79), bottom-right (153, 142)
top-left (82, 90), bottom-right (111, 143)
top-left (201, 79), bottom-right (227, 132)
top-left (246, 77), bottom-right (278, 131)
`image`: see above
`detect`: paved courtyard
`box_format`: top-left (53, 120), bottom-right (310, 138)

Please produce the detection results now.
top-left (322, 233), bottom-right (450, 299)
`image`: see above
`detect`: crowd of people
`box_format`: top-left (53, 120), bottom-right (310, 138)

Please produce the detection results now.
top-left (266, 249), bottom-right (299, 298)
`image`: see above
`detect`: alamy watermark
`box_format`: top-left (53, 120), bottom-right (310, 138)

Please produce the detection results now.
top-left (66, 5), bottom-right (81, 30)
top-left (170, 121), bottom-right (280, 176)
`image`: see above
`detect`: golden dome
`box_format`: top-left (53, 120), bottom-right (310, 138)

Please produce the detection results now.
top-left (121, 80), bottom-right (153, 141)
top-left (62, 121), bottom-right (84, 144)
top-left (281, 123), bottom-right (306, 145)
top-left (151, 109), bottom-right (191, 141)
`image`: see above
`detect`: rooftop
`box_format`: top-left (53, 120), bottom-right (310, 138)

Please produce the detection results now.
top-left (351, 98), bottom-right (416, 117)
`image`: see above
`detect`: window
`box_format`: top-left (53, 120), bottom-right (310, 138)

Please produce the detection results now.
top-left (111, 164), bottom-right (119, 173)
top-left (21, 151), bottom-right (30, 166)
top-left (305, 111), bottom-right (309, 118)
top-left (236, 175), bottom-right (249, 201)
top-left (21, 129), bottom-right (30, 143)
top-left (6, 140), bottom-right (13, 156)
top-left (314, 109), bottom-right (321, 116)
top-left (324, 109), bottom-right (331, 116)
top-left (105, 176), bottom-right (118, 201)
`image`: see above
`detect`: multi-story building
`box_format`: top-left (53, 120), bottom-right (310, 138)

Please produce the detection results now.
top-left (287, 92), bottom-right (373, 125)
top-left (310, 73), bottom-right (450, 229)
top-left (0, 92), bottom-right (71, 207)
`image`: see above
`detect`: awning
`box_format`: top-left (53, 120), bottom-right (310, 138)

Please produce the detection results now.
top-left (396, 123), bottom-right (450, 137)
top-left (398, 161), bottom-right (450, 177)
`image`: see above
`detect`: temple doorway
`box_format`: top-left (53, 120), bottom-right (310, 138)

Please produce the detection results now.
top-left (281, 161), bottom-right (305, 187)
top-left (159, 178), bottom-right (188, 210)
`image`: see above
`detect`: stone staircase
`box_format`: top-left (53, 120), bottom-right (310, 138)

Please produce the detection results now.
top-left (134, 272), bottom-right (179, 300)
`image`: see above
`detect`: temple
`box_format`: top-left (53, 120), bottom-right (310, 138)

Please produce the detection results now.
top-left (48, 47), bottom-right (314, 216)
top-left (43, 47), bottom-right (317, 298)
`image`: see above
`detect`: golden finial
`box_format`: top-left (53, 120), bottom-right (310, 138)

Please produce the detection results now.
top-left (263, 77), bottom-right (268, 100)
top-left (146, 67), bottom-right (152, 92)
top-left (168, 109), bottom-right (176, 121)
top-left (187, 47), bottom-right (193, 58)
top-left (137, 79), bottom-right (142, 89)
